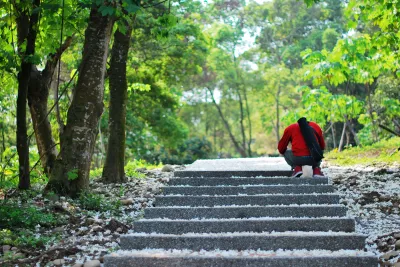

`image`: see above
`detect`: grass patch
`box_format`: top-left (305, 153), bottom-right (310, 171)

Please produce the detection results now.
top-left (325, 137), bottom-right (400, 166)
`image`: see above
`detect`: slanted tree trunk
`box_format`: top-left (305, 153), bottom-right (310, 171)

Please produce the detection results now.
top-left (16, 0), bottom-right (41, 189)
top-left (207, 87), bottom-right (247, 157)
top-left (275, 87), bottom-right (281, 145)
top-left (236, 88), bottom-right (247, 154)
top-left (243, 87), bottom-right (252, 157)
top-left (102, 25), bottom-right (132, 183)
top-left (46, 7), bottom-right (114, 196)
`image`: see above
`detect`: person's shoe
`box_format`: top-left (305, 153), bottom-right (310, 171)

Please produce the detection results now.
top-left (313, 167), bottom-right (325, 178)
top-left (291, 166), bottom-right (303, 177)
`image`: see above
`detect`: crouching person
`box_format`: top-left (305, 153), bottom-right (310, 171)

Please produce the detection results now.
top-left (278, 117), bottom-right (325, 178)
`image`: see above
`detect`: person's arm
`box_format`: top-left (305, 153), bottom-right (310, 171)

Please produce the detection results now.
top-left (278, 127), bottom-right (291, 154)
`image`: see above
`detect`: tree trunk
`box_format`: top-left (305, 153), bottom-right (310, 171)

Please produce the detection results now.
top-left (207, 87), bottom-right (247, 157)
top-left (1, 123), bottom-right (5, 162)
top-left (331, 121), bottom-right (337, 149)
top-left (243, 87), bottom-right (252, 157)
top-left (347, 118), bottom-right (360, 146)
top-left (102, 26), bottom-right (132, 183)
top-left (275, 88), bottom-right (280, 145)
top-left (236, 88), bottom-right (247, 154)
top-left (28, 67), bottom-right (58, 175)
top-left (27, 36), bottom-right (73, 175)
top-left (338, 121), bottom-right (347, 152)
top-left (366, 83), bottom-right (378, 141)
top-left (46, 8), bottom-right (114, 196)
top-left (16, 0), bottom-right (41, 189)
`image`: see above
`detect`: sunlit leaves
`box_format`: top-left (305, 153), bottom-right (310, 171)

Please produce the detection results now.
top-left (286, 86), bottom-right (364, 127)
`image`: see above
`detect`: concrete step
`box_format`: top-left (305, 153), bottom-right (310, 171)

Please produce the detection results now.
top-left (154, 194), bottom-right (340, 207)
top-left (169, 177), bottom-right (329, 186)
top-left (174, 170), bottom-right (292, 178)
top-left (134, 218), bottom-right (355, 234)
top-left (105, 250), bottom-right (377, 267)
top-left (144, 205), bottom-right (348, 219)
top-left (120, 232), bottom-right (367, 251)
top-left (162, 185), bottom-right (334, 195)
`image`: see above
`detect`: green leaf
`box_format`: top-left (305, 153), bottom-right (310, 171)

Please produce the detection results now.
top-left (98, 5), bottom-right (115, 16)
top-left (67, 169), bottom-right (79, 181)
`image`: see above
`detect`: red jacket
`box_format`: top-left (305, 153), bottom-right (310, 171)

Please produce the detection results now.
top-left (278, 122), bottom-right (325, 156)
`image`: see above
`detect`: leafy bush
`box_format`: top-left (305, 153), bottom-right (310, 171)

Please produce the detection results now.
top-left (89, 168), bottom-right (103, 179)
top-left (145, 136), bottom-right (212, 165)
top-left (0, 202), bottom-right (58, 229)
top-left (0, 228), bottom-right (58, 249)
top-left (78, 192), bottom-right (121, 212)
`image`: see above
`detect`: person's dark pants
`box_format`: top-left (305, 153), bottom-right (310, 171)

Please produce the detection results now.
top-left (283, 150), bottom-right (321, 169)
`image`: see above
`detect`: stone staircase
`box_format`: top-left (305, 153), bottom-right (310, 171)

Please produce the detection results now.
top-left (105, 169), bottom-right (377, 266)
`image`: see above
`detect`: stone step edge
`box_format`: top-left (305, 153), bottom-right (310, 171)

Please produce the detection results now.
top-left (174, 170), bottom-right (293, 177)
top-left (163, 185), bottom-right (334, 188)
top-left (157, 193), bottom-right (341, 197)
top-left (106, 249), bottom-right (375, 258)
top-left (138, 216), bottom-right (350, 221)
top-left (125, 232), bottom-right (366, 237)
top-left (146, 204), bottom-right (345, 209)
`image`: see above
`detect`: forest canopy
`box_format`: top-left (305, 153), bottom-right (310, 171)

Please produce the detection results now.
top-left (0, 0), bottom-right (399, 194)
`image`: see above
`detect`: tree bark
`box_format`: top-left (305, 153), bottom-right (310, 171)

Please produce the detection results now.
top-left (28, 67), bottom-right (58, 175)
top-left (275, 87), bottom-right (281, 145)
top-left (46, 7), bottom-right (114, 196)
top-left (338, 121), bottom-right (347, 152)
top-left (236, 87), bottom-right (247, 154)
top-left (366, 83), bottom-right (378, 141)
top-left (347, 118), bottom-right (360, 146)
top-left (27, 37), bottom-right (73, 175)
top-left (16, 0), bottom-right (41, 189)
top-left (330, 121), bottom-right (336, 148)
top-left (207, 87), bottom-right (247, 157)
top-left (243, 87), bottom-right (252, 157)
top-left (102, 25), bottom-right (132, 183)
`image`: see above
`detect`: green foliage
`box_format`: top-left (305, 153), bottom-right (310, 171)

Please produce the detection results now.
top-left (67, 169), bottom-right (79, 181)
top-left (0, 228), bottom-right (59, 249)
top-left (78, 191), bottom-right (121, 212)
top-left (89, 168), bottom-right (103, 179)
top-left (151, 136), bottom-right (212, 165)
top-left (325, 137), bottom-right (400, 166)
top-left (283, 86), bottom-right (364, 130)
top-left (0, 202), bottom-right (58, 229)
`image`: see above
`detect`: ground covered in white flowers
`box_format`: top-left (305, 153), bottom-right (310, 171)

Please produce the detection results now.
top-left (1, 162), bottom-right (399, 266)
top-left (325, 162), bottom-right (400, 266)
top-left (0, 166), bottom-right (177, 267)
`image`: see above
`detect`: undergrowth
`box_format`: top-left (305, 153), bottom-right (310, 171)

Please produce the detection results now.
top-left (325, 137), bottom-right (400, 166)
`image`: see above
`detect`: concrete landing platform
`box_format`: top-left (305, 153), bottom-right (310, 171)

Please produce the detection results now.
top-left (184, 158), bottom-right (291, 171)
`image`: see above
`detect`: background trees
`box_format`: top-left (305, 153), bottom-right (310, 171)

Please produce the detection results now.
top-left (0, 0), bottom-right (399, 195)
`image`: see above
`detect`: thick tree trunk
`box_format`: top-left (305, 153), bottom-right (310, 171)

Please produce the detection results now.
top-left (28, 67), bottom-right (58, 175)
top-left (207, 87), bottom-right (247, 157)
top-left (16, 0), bottom-right (40, 189)
top-left (46, 8), bottom-right (113, 196)
top-left (102, 26), bottom-right (132, 183)
top-left (27, 36), bottom-right (73, 175)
